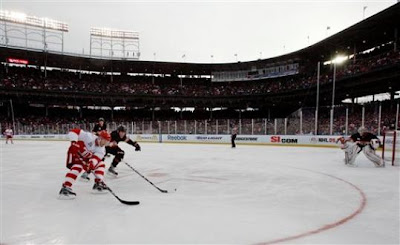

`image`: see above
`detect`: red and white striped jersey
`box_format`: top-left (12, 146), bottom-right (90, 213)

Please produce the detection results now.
top-left (4, 129), bottom-right (13, 136)
top-left (68, 129), bottom-right (105, 160)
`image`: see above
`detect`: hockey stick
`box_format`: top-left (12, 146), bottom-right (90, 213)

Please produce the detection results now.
top-left (105, 184), bottom-right (140, 205)
top-left (123, 161), bottom-right (176, 193)
top-left (73, 152), bottom-right (138, 204)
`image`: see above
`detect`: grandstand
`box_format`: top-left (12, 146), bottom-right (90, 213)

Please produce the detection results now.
top-left (0, 3), bottom-right (399, 136)
top-left (2, 3), bottom-right (400, 245)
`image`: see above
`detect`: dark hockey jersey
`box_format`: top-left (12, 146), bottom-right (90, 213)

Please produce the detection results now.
top-left (110, 130), bottom-right (127, 143)
top-left (92, 123), bottom-right (107, 134)
top-left (350, 132), bottom-right (378, 142)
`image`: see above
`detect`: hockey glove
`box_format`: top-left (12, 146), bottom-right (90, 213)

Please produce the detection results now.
top-left (134, 142), bottom-right (141, 151)
top-left (370, 139), bottom-right (380, 150)
top-left (80, 147), bottom-right (93, 159)
top-left (82, 160), bottom-right (91, 172)
top-left (68, 141), bottom-right (81, 155)
top-left (336, 137), bottom-right (346, 144)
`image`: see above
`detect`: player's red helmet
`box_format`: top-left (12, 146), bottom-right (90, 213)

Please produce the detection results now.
top-left (98, 130), bottom-right (111, 141)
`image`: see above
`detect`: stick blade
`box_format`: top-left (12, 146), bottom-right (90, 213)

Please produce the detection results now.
top-left (118, 198), bottom-right (140, 205)
top-left (160, 188), bottom-right (177, 193)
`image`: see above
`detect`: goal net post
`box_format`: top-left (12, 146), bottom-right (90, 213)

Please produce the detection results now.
top-left (382, 130), bottom-right (400, 166)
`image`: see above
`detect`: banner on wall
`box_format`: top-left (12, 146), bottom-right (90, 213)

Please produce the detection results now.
top-left (160, 134), bottom-right (342, 146)
top-left (11, 135), bottom-right (67, 140)
top-left (130, 134), bottom-right (159, 142)
top-left (162, 135), bottom-right (229, 143)
top-left (10, 134), bottom-right (375, 148)
top-left (194, 135), bottom-right (226, 142)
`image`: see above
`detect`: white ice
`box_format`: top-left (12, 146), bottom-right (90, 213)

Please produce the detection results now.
top-left (1, 141), bottom-right (399, 244)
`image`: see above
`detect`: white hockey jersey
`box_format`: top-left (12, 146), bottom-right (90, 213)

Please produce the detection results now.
top-left (5, 129), bottom-right (13, 136)
top-left (68, 129), bottom-right (105, 160)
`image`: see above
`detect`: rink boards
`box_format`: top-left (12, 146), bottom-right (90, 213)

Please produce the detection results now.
top-left (1, 134), bottom-right (374, 148)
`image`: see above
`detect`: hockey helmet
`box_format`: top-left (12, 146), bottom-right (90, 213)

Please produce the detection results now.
top-left (98, 130), bottom-right (111, 141)
top-left (358, 126), bottom-right (367, 134)
top-left (117, 125), bottom-right (126, 132)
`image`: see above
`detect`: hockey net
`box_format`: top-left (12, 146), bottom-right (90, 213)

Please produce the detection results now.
top-left (382, 130), bottom-right (400, 166)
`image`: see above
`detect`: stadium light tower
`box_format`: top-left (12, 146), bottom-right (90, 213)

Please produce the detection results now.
top-left (0, 10), bottom-right (68, 52)
top-left (90, 27), bottom-right (140, 59)
top-left (315, 61), bottom-right (320, 135)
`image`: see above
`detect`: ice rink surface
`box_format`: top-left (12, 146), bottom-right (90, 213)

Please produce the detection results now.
top-left (1, 141), bottom-right (399, 244)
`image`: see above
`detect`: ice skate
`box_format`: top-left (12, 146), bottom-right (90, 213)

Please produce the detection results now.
top-left (375, 160), bottom-right (385, 168)
top-left (92, 181), bottom-right (108, 193)
top-left (346, 162), bottom-right (357, 167)
top-left (80, 171), bottom-right (90, 181)
top-left (58, 185), bottom-right (76, 199)
top-left (108, 166), bottom-right (118, 176)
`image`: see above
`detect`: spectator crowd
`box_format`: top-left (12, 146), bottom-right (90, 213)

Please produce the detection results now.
top-left (1, 48), bottom-right (398, 136)
top-left (1, 50), bottom-right (399, 97)
top-left (1, 99), bottom-right (398, 136)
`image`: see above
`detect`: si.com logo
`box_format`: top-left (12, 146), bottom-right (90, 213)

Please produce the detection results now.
top-left (271, 136), bottom-right (280, 143)
top-left (282, 139), bottom-right (298, 143)
top-left (270, 136), bottom-right (298, 144)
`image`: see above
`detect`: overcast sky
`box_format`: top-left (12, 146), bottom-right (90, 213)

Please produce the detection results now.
top-left (1, 0), bottom-right (397, 63)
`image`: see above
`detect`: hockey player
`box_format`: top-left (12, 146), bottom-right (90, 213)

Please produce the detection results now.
top-left (4, 127), bottom-right (13, 144)
top-left (80, 118), bottom-right (108, 181)
top-left (59, 129), bottom-right (111, 199)
top-left (337, 126), bottom-right (384, 167)
top-left (107, 125), bottom-right (141, 176)
top-left (92, 117), bottom-right (107, 135)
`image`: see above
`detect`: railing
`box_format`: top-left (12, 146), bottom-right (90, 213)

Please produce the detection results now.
top-left (2, 103), bottom-right (398, 136)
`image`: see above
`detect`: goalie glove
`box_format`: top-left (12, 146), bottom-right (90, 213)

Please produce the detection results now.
top-left (336, 137), bottom-right (346, 144)
top-left (370, 139), bottom-right (380, 150)
top-left (337, 137), bottom-right (348, 150)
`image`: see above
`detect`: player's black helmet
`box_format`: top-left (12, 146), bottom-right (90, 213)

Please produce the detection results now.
top-left (117, 125), bottom-right (126, 132)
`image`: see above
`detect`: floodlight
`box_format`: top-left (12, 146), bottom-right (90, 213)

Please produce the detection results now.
top-left (90, 27), bottom-right (139, 39)
top-left (8, 11), bottom-right (27, 22)
top-left (332, 55), bottom-right (348, 64)
top-left (89, 27), bottom-right (140, 59)
top-left (0, 10), bottom-right (68, 32)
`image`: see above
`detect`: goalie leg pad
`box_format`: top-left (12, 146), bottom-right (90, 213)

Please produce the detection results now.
top-left (343, 142), bottom-right (360, 166)
top-left (363, 147), bottom-right (384, 167)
